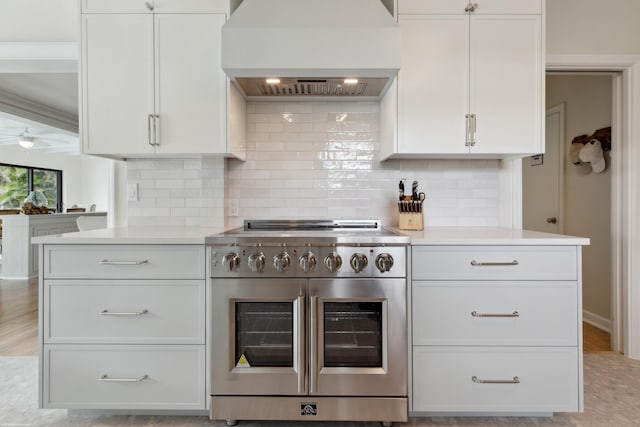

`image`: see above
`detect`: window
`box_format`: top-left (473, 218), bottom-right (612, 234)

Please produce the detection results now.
top-left (0, 163), bottom-right (63, 212)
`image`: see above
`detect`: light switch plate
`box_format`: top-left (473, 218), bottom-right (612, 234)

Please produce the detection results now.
top-left (127, 183), bottom-right (139, 201)
top-left (228, 199), bottom-right (239, 217)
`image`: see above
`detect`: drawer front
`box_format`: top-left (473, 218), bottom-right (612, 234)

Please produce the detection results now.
top-left (412, 245), bottom-right (577, 281)
top-left (43, 245), bottom-right (205, 279)
top-left (412, 346), bottom-right (579, 413)
top-left (398, 0), bottom-right (541, 15)
top-left (43, 345), bottom-right (205, 409)
top-left (44, 280), bottom-right (205, 344)
top-left (412, 281), bottom-right (578, 346)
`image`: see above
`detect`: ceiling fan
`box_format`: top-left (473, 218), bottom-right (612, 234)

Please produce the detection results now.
top-left (0, 127), bottom-right (71, 150)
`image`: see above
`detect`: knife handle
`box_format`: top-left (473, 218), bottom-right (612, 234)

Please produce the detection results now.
top-left (399, 179), bottom-right (405, 201)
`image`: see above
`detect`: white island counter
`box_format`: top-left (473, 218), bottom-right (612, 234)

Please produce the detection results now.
top-left (33, 226), bottom-right (589, 416)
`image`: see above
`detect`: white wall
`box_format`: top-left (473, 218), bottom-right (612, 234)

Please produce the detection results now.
top-left (546, 0), bottom-right (640, 55)
top-left (0, 0), bottom-right (77, 42)
top-left (547, 74), bottom-right (613, 322)
top-left (0, 146), bottom-right (112, 212)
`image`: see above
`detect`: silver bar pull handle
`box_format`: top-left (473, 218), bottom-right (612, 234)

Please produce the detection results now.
top-left (296, 295), bottom-right (306, 394)
top-left (472, 375), bottom-right (520, 384)
top-left (100, 374), bottom-right (148, 382)
top-left (148, 114), bottom-right (154, 146)
top-left (470, 260), bottom-right (519, 266)
top-left (470, 113), bottom-right (477, 146)
top-left (153, 114), bottom-right (159, 146)
top-left (471, 310), bottom-right (519, 318)
top-left (100, 259), bottom-right (149, 266)
top-left (100, 309), bottom-right (148, 316)
top-left (465, 114), bottom-right (471, 147)
top-left (309, 296), bottom-right (318, 394)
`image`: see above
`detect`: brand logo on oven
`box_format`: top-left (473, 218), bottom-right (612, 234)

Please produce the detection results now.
top-left (300, 403), bottom-right (317, 416)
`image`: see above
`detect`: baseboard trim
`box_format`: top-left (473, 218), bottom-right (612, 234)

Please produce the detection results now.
top-left (583, 309), bottom-right (612, 333)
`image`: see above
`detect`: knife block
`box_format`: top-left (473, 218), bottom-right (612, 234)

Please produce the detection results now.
top-left (399, 211), bottom-right (423, 230)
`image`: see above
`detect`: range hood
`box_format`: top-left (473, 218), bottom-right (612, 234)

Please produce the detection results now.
top-left (222, 0), bottom-right (400, 99)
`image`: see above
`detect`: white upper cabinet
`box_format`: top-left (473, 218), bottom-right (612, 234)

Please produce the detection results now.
top-left (153, 14), bottom-right (227, 155)
top-left (81, 14), bottom-right (154, 156)
top-left (80, 0), bottom-right (246, 159)
top-left (381, 0), bottom-right (543, 159)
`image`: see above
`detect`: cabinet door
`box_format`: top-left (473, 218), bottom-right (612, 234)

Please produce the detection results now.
top-left (470, 0), bottom-right (542, 14)
top-left (81, 0), bottom-right (227, 13)
top-left (154, 14), bottom-right (227, 155)
top-left (81, 0), bottom-right (152, 13)
top-left (153, 0), bottom-right (228, 13)
top-left (470, 14), bottom-right (543, 155)
top-left (397, 15), bottom-right (468, 155)
top-left (81, 14), bottom-right (154, 155)
top-left (398, 0), bottom-right (468, 14)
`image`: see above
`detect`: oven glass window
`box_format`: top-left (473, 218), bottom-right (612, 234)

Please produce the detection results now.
top-left (235, 302), bottom-right (293, 367)
top-left (323, 301), bottom-right (383, 368)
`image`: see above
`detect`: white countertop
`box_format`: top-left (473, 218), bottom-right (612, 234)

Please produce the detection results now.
top-left (31, 226), bottom-right (226, 245)
top-left (32, 226), bottom-right (589, 246)
top-left (390, 227), bottom-right (590, 246)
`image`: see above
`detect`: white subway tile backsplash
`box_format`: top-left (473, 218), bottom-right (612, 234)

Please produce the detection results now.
top-left (127, 101), bottom-right (502, 228)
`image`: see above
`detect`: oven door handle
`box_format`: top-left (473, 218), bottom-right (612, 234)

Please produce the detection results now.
top-left (296, 294), bottom-right (306, 394)
top-left (309, 295), bottom-right (318, 394)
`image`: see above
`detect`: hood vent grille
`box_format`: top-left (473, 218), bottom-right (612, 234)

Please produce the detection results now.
top-left (236, 78), bottom-right (388, 98)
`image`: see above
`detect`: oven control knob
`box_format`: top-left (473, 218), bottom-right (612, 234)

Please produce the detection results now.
top-left (375, 253), bottom-right (394, 273)
top-left (324, 252), bottom-right (342, 272)
top-left (222, 253), bottom-right (240, 272)
top-left (349, 253), bottom-right (369, 273)
top-left (273, 252), bottom-right (291, 273)
top-left (299, 252), bottom-right (317, 272)
top-left (248, 252), bottom-right (266, 272)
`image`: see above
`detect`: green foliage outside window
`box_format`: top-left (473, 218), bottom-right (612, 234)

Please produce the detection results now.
top-left (0, 164), bottom-right (62, 211)
top-left (0, 165), bottom-right (28, 209)
top-left (33, 169), bottom-right (59, 209)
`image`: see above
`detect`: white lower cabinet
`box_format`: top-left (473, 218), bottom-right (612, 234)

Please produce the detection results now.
top-left (411, 244), bottom-right (583, 414)
top-left (44, 345), bottom-right (206, 410)
top-left (412, 347), bottom-right (579, 412)
top-left (40, 244), bottom-right (208, 411)
top-left (44, 279), bottom-right (205, 344)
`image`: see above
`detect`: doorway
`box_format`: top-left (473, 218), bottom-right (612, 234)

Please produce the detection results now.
top-left (523, 73), bottom-right (615, 351)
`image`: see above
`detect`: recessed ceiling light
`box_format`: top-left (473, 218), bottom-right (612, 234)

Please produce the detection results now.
top-left (344, 78), bottom-right (358, 85)
top-left (266, 78), bottom-right (281, 84)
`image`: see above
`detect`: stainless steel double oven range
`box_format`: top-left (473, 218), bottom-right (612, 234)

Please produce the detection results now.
top-left (207, 220), bottom-right (409, 426)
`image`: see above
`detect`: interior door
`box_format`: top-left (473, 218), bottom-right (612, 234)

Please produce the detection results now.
top-left (309, 279), bottom-right (407, 396)
top-left (523, 104), bottom-right (564, 233)
top-left (211, 278), bottom-right (306, 396)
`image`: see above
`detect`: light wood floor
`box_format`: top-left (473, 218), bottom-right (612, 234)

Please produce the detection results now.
top-left (0, 277), bottom-right (613, 356)
top-left (0, 277), bottom-right (38, 356)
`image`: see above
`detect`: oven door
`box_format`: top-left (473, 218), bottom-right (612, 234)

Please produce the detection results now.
top-left (212, 278), bottom-right (307, 395)
top-left (309, 278), bottom-right (407, 396)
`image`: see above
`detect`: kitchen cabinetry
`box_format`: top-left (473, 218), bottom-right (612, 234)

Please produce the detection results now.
top-left (80, 0), bottom-right (246, 159)
top-left (381, 0), bottom-right (543, 159)
top-left (410, 245), bottom-right (583, 413)
top-left (40, 244), bottom-right (208, 410)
